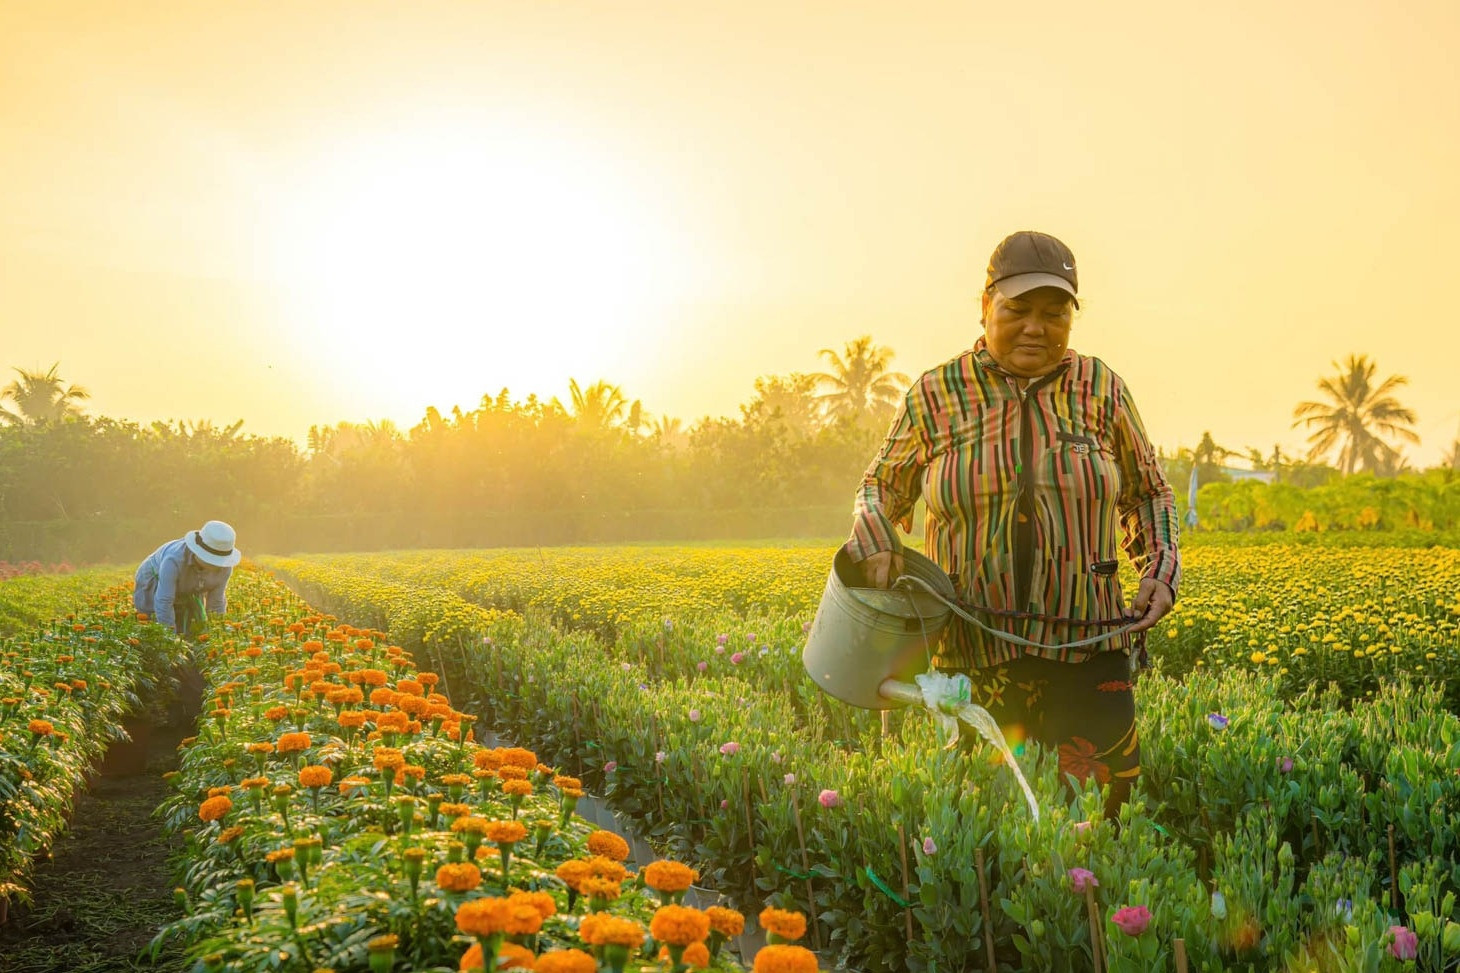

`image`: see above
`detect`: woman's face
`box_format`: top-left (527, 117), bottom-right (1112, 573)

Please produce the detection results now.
top-left (980, 285), bottom-right (1074, 377)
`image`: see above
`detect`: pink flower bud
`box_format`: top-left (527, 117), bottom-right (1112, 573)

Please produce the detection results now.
top-left (730, 652), bottom-right (745, 664)
top-left (922, 837), bottom-right (937, 855)
top-left (719, 741), bottom-right (740, 756)
top-left (1389, 925), bottom-right (1418, 960)
top-left (603, 761), bottom-right (617, 773)
top-left (818, 789), bottom-right (840, 809)
top-left (1067, 867), bottom-right (1098, 894)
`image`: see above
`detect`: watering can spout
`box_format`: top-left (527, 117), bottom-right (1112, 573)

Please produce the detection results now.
top-left (877, 678), bottom-right (923, 705)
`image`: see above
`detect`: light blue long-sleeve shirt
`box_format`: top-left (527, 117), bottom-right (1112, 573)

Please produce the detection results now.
top-left (132, 537), bottom-right (232, 632)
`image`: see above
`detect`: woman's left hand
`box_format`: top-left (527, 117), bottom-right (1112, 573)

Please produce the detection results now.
top-left (1125, 578), bottom-right (1174, 633)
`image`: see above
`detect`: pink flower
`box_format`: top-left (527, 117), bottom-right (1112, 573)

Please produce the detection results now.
top-left (746, 633), bottom-right (756, 641)
top-left (1073, 821), bottom-right (1093, 836)
top-left (603, 761), bottom-right (617, 773)
top-left (818, 789), bottom-right (840, 809)
top-left (696, 661), bottom-right (708, 672)
top-left (1067, 868), bottom-right (1098, 894)
top-left (801, 621), bottom-right (811, 633)
top-left (655, 751), bottom-right (666, 764)
top-left (720, 799), bottom-right (729, 809)
top-left (688, 709), bottom-right (701, 722)
top-left (720, 741), bottom-right (740, 756)
top-left (1278, 756), bottom-right (1294, 773)
top-left (783, 773), bottom-right (795, 785)
top-left (714, 645), bottom-right (725, 655)
top-left (716, 634), bottom-right (729, 645)
top-left (1110, 905), bottom-right (1151, 937)
top-left (730, 652), bottom-right (745, 665)
top-left (922, 837), bottom-right (937, 855)
top-left (1389, 925), bottom-right (1419, 960)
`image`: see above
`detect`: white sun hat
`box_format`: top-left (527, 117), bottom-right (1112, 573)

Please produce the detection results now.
top-left (185, 520), bottom-right (242, 568)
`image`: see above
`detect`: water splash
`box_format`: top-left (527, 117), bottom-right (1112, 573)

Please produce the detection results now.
top-left (880, 673), bottom-right (1040, 821)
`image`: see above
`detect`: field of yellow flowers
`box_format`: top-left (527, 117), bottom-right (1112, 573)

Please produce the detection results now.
top-left (7, 536), bottom-right (1460, 972)
top-left (255, 538), bottom-right (1460, 972)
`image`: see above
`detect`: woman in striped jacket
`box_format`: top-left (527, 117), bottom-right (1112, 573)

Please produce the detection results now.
top-left (846, 230), bottom-right (1180, 815)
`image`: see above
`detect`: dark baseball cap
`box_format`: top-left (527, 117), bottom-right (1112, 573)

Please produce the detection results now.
top-left (985, 230), bottom-right (1079, 306)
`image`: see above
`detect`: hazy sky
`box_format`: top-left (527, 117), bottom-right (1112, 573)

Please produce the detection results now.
top-left (3, 0), bottom-right (1458, 465)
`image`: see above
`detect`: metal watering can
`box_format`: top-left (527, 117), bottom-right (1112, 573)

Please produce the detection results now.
top-left (801, 547), bottom-right (956, 709)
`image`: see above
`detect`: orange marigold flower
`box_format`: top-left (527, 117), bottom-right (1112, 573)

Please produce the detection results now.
top-left (28, 719), bottom-right (54, 736)
top-left (264, 705), bottom-right (289, 721)
top-left (338, 710), bottom-right (367, 729)
top-left (500, 747), bottom-right (538, 770)
top-left (439, 773), bottom-right (472, 787)
top-left (752, 944), bottom-right (819, 973)
top-left (298, 765), bottom-right (333, 788)
top-left (587, 830), bottom-right (630, 862)
top-left (207, 785), bottom-right (233, 797)
top-left (474, 749), bottom-right (505, 771)
top-left (643, 860), bottom-right (698, 894)
top-left (581, 877), bottom-right (622, 901)
top-left (246, 741), bottom-right (275, 755)
top-left (265, 847), bottom-right (296, 864)
top-left (452, 816), bottom-right (491, 836)
top-left (579, 913), bottom-right (644, 949)
top-left (533, 949), bottom-right (596, 973)
top-left (241, 776), bottom-right (270, 790)
top-left (370, 687), bottom-right (398, 708)
top-left (586, 856), bottom-right (629, 883)
top-left (396, 679), bottom-right (424, 696)
top-left (486, 820), bottom-right (529, 845)
top-left (216, 825), bottom-right (245, 844)
top-left (707, 906), bottom-right (746, 938)
top-left (435, 862), bottom-right (483, 892)
top-left (502, 779), bottom-right (533, 797)
top-left (504, 893), bottom-right (548, 935)
top-left (758, 908), bottom-right (808, 943)
top-left (401, 764), bottom-right (426, 781)
top-left (398, 694), bottom-right (431, 717)
top-left (276, 732), bottom-right (312, 753)
top-left (556, 859), bottom-right (591, 891)
top-left (440, 802), bottom-right (471, 819)
top-left (455, 897), bottom-right (512, 937)
top-left (377, 710), bottom-right (410, 733)
top-left (651, 905), bottom-right (712, 946)
top-left (460, 942), bottom-right (534, 971)
top-left (497, 765), bottom-right (530, 781)
top-left (418, 672), bottom-right (440, 687)
top-left (372, 747), bottom-right (405, 771)
top-left (682, 942), bottom-right (711, 969)
top-left (338, 776), bottom-right (372, 794)
top-left (198, 795), bottom-right (233, 822)
top-left (514, 890), bottom-right (556, 920)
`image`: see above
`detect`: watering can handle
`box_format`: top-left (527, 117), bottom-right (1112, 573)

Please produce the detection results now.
top-left (892, 575), bottom-right (1138, 653)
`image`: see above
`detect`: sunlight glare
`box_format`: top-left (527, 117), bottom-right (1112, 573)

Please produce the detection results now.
top-left (269, 124), bottom-right (686, 421)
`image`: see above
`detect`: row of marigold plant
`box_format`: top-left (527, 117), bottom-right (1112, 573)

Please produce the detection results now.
top-left (149, 566), bottom-right (824, 973)
top-left (261, 549), bottom-right (1460, 972)
top-left (0, 581), bottom-right (182, 914)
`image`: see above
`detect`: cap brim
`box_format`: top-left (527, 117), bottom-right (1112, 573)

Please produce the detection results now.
top-left (994, 273), bottom-right (1079, 304)
top-left (185, 536), bottom-right (242, 567)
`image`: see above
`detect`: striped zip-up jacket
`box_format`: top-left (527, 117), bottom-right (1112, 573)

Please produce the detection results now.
top-left (846, 338), bottom-right (1180, 670)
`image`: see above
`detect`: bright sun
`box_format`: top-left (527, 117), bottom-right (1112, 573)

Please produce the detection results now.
top-left (269, 123), bottom-right (687, 423)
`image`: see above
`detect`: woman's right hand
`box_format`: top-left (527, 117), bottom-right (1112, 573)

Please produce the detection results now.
top-left (859, 550), bottom-right (905, 589)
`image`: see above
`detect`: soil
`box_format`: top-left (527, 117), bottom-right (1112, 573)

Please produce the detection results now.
top-left (0, 721), bottom-right (191, 973)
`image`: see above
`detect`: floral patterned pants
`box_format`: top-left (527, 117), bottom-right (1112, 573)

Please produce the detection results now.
top-left (951, 651), bottom-right (1139, 818)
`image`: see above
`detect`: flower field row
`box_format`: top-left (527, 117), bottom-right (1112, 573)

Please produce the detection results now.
top-left (0, 565), bottom-right (131, 636)
top-left (0, 587), bottom-right (183, 912)
top-left (261, 543), bottom-right (1460, 971)
top-left (150, 567), bottom-right (828, 973)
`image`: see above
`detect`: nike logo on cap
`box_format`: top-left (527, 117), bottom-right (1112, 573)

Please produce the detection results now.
top-left (1062, 263), bottom-right (1074, 270)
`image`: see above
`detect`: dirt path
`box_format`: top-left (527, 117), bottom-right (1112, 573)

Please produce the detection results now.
top-left (0, 723), bottom-right (190, 973)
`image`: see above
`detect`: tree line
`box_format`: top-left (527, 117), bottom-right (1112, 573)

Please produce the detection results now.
top-left (0, 350), bottom-right (1455, 562)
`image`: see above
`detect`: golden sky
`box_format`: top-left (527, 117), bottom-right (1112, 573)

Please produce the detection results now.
top-left (3, 0), bottom-right (1458, 465)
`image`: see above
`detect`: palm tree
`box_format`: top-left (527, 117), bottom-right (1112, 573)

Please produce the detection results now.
top-left (556, 378), bottom-right (631, 430)
top-left (650, 415), bottom-right (686, 450)
top-left (0, 363), bottom-right (90, 426)
top-left (743, 372), bottom-right (823, 437)
top-left (1292, 354), bottom-right (1419, 475)
top-left (811, 336), bottom-right (910, 422)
